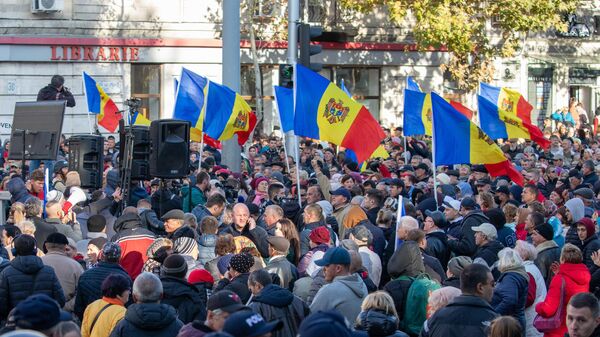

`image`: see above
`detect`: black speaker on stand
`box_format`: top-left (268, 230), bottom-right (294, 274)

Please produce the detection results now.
top-left (149, 119), bottom-right (190, 178)
top-left (68, 135), bottom-right (104, 189)
top-left (129, 126), bottom-right (150, 180)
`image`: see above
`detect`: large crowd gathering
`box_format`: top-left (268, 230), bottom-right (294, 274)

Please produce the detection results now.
top-left (2, 107), bottom-right (600, 337)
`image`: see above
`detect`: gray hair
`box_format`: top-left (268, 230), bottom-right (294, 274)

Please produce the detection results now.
top-left (400, 216), bottom-right (419, 231)
top-left (514, 240), bottom-right (538, 261)
top-left (25, 197), bottom-right (43, 218)
top-left (133, 272), bottom-right (163, 303)
top-left (497, 248), bottom-right (524, 273)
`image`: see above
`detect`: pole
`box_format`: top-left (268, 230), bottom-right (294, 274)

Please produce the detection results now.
top-left (284, 0), bottom-right (299, 162)
top-left (273, 86), bottom-right (292, 174)
top-left (431, 107), bottom-right (438, 211)
top-left (221, 0), bottom-right (242, 172)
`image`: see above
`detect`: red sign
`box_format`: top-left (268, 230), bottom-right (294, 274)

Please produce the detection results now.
top-left (50, 46), bottom-right (140, 62)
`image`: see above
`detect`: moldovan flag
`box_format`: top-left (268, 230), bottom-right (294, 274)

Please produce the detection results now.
top-left (82, 72), bottom-right (122, 132)
top-left (204, 81), bottom-right (256, 145)
top-left (478, 82), bottom-right (550, 149)
top-left (173, 68), bottom-right (209, 134)
top-left (294, 63), bottom-right (385, 163)
top-left (273, 86), bottom-right (294, 133)
top-left (403, 77), bottom-right (432, 136)
top-left (431, 92), bottom-right (524, 186)
top-left (132, 111), bottom-right (151, 126)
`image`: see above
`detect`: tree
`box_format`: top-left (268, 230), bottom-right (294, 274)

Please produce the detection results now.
top-left (338, 0), bottom-right (580, 90)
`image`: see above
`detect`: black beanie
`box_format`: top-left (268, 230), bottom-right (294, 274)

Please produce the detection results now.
top-left (87, 215), bottom-right (107, 233)
top-left (534, 223), bottom-right (554, 241)
top-left (161, 254), bottom-right (188, 279)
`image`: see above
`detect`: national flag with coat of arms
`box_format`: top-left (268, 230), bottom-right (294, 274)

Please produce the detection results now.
top-left (82, 72), bottom-right (122, 132)
top-left (294, 64), bottom-right (385, 163)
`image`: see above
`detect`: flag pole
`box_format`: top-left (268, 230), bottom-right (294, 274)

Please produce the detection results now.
top-left (292, 63), bottom-right (302, 208)
top-left (273, 86), bottom-right (292, 175)
top-left (394, 195), bottom-right (403, 251)
top-left (403, 136), bottom-right (409, 164)
top-left (431, 101), bottom-right (439, 211)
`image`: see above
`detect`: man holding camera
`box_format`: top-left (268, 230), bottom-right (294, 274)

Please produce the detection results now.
top-left (37, 75), bottom-right (76, 107)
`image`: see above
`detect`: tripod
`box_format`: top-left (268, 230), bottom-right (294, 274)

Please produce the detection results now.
top-left (118, 107), bottom-right (137, 213)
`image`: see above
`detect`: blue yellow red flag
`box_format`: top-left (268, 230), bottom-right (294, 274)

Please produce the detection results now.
top-left (82, 72), bottom-right (122, 132)
top-left (132, 111), bottom-right (151, 126)
top-left (273, 86), bottom-right (294, 133)
top-left (294, 64), bottom-right (385, 163)
top-left (173, 68), bottom-right (209, 132)
top-left (204, 81), bottom-right (256, 145)
top-left (478, 82), bottom-right (550, 149)
top-left (403, 77), bottom-right (432, 136)
top-left (431, 92), bottom-right (523, 186)
top-left (406, 76), bottom-right (422, 92)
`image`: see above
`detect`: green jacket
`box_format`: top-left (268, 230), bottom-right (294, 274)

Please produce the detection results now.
top-left (181, 185), bottom-right (206, 213)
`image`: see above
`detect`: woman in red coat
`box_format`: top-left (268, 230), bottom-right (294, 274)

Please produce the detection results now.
top-left (535, 243), bottom-right (591, 337)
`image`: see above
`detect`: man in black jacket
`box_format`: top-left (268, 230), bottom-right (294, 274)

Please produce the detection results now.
top-left (447, 197), bottom-right (488, 258)
top-left (159, 254), bottom-right (207, 324)
top-left (214, 253), bottom-right (254, 303)
top-left (177, 290), bottom-right (247, 336)
top-left (37, 75), bottom-right (76, 107)
top-left (219, 203), bottom-right (269, 258)
top-left (421, 264), bottom-right (498, 337)
top-left (248, 269), bottom-right (309, 337)
top-left (472, 223), bottom-right (505, 268)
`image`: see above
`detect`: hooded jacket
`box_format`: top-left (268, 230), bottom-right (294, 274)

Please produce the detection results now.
top-left (580, 233), bottom-right (600, 273)
top-left (198, 234), bottom-right (217, 266)
top-left (535, 263), bottom-right (591, 337)
top-left (249, 284), bottom-right (310, 337)
top-left (214, 272), bottom-right (252, 304)
top-left (7, 177), bottom-right (32, 204)
top-left (0, 255), bottom-right (65, 319)
top-left (160, 276), bottom-right (207, 324)
top-left (310, 273), bottom-right (368, 324)
top-left (421, 295), bottom-right (498, 337)
top-left (109, 302), bottom-right (184, 337)
top-left (565, 198), bottom-right (585, 249)
top-left (355, 309), bottom-right (409, 337)
top-left (491, 268), bottom-right (529, 332)
top-left (112, 213), bottom-right (156, 280)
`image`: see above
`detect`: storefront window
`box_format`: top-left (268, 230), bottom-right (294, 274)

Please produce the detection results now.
top-left (131, 64), bottom-right (161, 120)
top-left (528, 67), bottom-right (553, 127)
top-left (334, 67), bottom-right (381, 121)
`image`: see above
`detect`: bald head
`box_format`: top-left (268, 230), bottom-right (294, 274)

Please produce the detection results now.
top-left (397, 215), bottom-right (419, 240)
top-left (45, 201), bottom-right (62, 219)
top-left (233, 203), bottom-right (250, 229)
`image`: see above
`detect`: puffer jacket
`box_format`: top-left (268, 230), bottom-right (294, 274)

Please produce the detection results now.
top-left (138, 208), bottom-right (165, 236)
top-left (248, 284), bottom-right (310, 337)
top-left (581, 235), bottom-right (600, 273)
top-left (198, 234), bottom-right (217, 266)
top-left (535, 263), bottom-right (591, 337)
top-left (160, 276), bottom-right (207, 324)
top-left (491, 269), bottom-right (529, 333)
top-left (421, 295), bottom-right (498, 337)
top-left (447, 210), bottom-right (488, 257)
top-left (0, 255), bottom-right (65, 319)
top-left (355, 309), bottom-right (409, 337)
top-left (109, 303), bottom-right (184, 337)
top-left (112, 213), bottom-right (156, 280)
top-left (214, 272), bottom-right (252, 303)
top-left (74, 262), bottom-right (132, 320)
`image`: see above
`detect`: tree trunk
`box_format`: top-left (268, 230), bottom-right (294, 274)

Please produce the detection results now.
top-left (247, 0), bottom-right (263, 144)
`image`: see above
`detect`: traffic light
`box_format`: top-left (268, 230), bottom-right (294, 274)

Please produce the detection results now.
top-left (298, 23), bottom-right (323, 72)
top-left (279, 64), bottom-right (293, 88)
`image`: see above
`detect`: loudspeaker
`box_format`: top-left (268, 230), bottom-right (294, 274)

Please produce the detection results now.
top-left (68, 135), bottom-right (104, 189)
top-left (149, 119), bottom-right (190, 178)
top-left (130, 126), bottom-right (151, 180)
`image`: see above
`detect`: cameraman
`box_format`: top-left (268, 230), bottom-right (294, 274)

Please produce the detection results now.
top-left (37, 75), bottom-right (76, 107)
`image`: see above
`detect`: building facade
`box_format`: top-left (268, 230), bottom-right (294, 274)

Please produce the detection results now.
top-left (0, 0), bottom-right (598, 138)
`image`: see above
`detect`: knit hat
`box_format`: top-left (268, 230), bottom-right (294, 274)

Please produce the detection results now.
top-left (46, 190), bottom-right (63, 203)
top-left (309, 226), bottom-right (330, 245)
top-left (161, 253), bottom-right (188, 278)
top-left (44, 233), bottom-right (69, 246)
top-left (576, 217), bottom-right (596, 238)
top-left (534, 223), bottom-right (554, 241)
top-left (229, 253), bottom-right (254, 273)
top-left (65, 171), bottom-right (81, 188)
top-left (101, 242), bottom-right (122, 262)
top-left (217, 254), bottom-right (234, 275)
top-left (188, 269), bottom-right (215, 284)
top-left (447, 256), bottom-right (472, 277)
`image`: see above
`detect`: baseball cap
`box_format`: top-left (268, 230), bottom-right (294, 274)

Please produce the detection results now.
top-left (315, 247), bottom-right (351, 266)
top-left (13, 294), bottom-right (71, 331)
top-left (460, 197), bottom-right (477, 210)
top-left (471, 223), bottom-right (498, 239)
top-left (496, 185), bottom-right (510, 195)
top-left (442, 196), bottom-right (461, 211)
top-left (222, 311), bottom-right (282, 337)
top-left (330, 187), bottom-right (351, 201)
top-left (207, 290), bottom-right (246, 313)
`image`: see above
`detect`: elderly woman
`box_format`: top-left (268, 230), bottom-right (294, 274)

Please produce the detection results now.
top-left (81, 273), bottom-right (131, 337)
top-left (491, 248), bottom-right (529, 333)
top-left (515, 240), bottom-right (547, 337)
top-left (354, 291), bottom-right (408, 337)
top-left (427, 286), bottom-right (461, 318)
top-left (535, 244), bottom-right (591, 337)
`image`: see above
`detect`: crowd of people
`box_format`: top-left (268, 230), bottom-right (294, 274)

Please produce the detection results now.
top-left (3, 119), bottom-right (600, 337)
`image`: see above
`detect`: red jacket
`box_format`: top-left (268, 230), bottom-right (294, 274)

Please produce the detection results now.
top-left (535, 263), bottom-right (591, 337)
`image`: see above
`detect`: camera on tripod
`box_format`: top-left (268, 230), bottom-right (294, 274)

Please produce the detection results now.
top-left (124, 98), bottom-right (142, 110)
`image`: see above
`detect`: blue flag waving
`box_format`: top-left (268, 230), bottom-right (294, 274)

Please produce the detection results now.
top-left (273, 86), bottom-right (294, 133)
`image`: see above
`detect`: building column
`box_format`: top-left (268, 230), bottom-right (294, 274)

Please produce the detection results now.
top-left (553, 64), bottom-right (570, 112)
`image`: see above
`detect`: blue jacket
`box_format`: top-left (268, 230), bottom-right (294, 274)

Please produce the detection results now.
top-left (74, 261), bottom-right (131, 320)
top-left (0, 255), bottom-right (65, 319)
top-left (192, 204), bottom-right (214, 225)
top-left (198, 234), bottom-right (217, 266)
top-left (491, 271), bottom-right (528, 332)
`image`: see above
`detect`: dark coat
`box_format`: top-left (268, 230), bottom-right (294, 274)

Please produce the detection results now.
top-left (74, 261), bottom-right (131, 320)
top-left (109, 303), bottom-right (184, 337)
top-left (37, 84), bottom-right (76, 107)
top-left (265, 256), bottom-right (298, 291)
top-left (420, 295), bottom-right (499, 337)
top-left (425, 231), bottom-right (450, 269)
top-left (473, 240), bottom-right (505, 267)
top-left (160, 276), bottom-right (207, 324)
top-left (139, 208), bottom-right (165, 236)
top-left (356, 219), bottom-right (386, 258)
top-left (0, 255), bottom-right (65, 319)
top-left (248, 284), bottom-right (310, 337)
top-left (442, 277), bottom-right (460, 289)
top-left (491, 271), bottom-right (528, 332)
top-left (447, 211), bottom-right (488, 257)
top-left (355, 309), bottom-right (409, 337)
top-left (214, 272), bottom-right (252, 304)
top-left (219, 224), bottom-right (269, 258)
top-left (581, 235), bottom-right (600, 273)
top-left (32, 216), bottom-right (58, 248)
top-left (534, 241), bottom-right (561, 288)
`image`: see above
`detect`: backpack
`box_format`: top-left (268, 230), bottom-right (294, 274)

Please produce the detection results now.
top-left (398, 273), bottom-right (441, 335)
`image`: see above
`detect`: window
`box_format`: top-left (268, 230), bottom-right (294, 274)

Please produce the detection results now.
top-left (131, 64), bottom-right (161, 121)
top-left (334, 67), bottom-right (381, 121)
